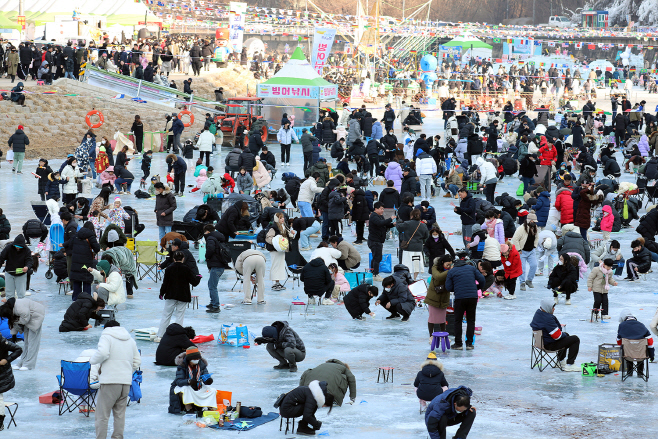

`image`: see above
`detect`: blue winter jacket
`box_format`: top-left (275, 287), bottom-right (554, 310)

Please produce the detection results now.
top-left (530, 308), bottom-right (564, 346)
top-left (371, 121), bottom-right (383, 141)
top-left (618, 318), bottom-right (655, 360)
top-left (456, 193), bottom-right (477, 226)
top-left (425, 386), bottom-right (473, 439)
top-left (445, 260), bottom-right (486, 300)
top-left (171, 118), bottom-right (185, 136)
top-left (168, 156), bottom-right (187, 175)
top-left (534, 191), bottom-right (551, 227)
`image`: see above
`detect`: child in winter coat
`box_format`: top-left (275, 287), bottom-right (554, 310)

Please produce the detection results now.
top-left (328, 263), bottom-right (350, 302)
top-left (169, 346), bottom-right (216, 414)
top-left (481, 210), bottom-right (505, 244)
top-left (600, 204), bottom-right (614, 241)
top-left (44, 171), bottom-right (66, 201)
top-left (414, 352), bottom-right (449, 412)
top-left (501, 243), bottom-right (523, 299)
top-left (106, 197), bottom-right (131, 231)
top-left (617, 310), bottom-right (655, 378)
top-left (0, 334), bottom-right (22, 430)
top-left (587, 258), bottom-right (617, 319)
top-left (191, 168), bottom-right (208, 193)
top-left (88, 210), bottom-right (106, 241)
top-left (166, 172), bottom-right (175, 190)
top-left (95, 146), bottom-right (110, 177)
top-left (89, 260), bottom-right (126, 306)
top-left (141, 150), bottom-right (152, 184)
top-left (235, 167), bottom-right (253, 194)
top-left (148, 176), bottom-right (160, 196)
top-left (483, 270), bottom-right (507, 298)
top-left (35, 159), bottom-right (53, 201)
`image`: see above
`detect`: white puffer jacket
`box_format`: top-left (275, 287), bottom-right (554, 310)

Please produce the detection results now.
top-left (196, 130), bottom-right (214, 152)
top-left (90, 326), bottom-right (141, 385)
top-left (61, 164), bottom-right (84, 195)
top-left (482, 236), bottom-right (502, 261)
top-left (475, 157), bottom-right (498, 183)
top-left (91, 266), bottom-right (126, 306)
top-left (416, 154), bottom-right (437, 175)
top-left (298, 178), bottom-right (323, 204)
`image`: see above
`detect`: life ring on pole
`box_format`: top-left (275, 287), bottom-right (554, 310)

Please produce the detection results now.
top-left (85, 110), bottom-right (104, 129)
top-left (178, 110), bottom-right (194, 127)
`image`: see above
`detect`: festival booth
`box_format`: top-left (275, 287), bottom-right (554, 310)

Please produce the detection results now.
top-left (257, 46), bottom-right (338, 134)
top-left (441, 35), bottom-right (493, 63)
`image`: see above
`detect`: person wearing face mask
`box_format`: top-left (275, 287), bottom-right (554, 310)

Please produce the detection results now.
top-left (376, 276), bottom-right (417, 322)
top-left (0, 235), bottom-right (33, 299)
top-left (381, 129), bottom-right (399, 161)
top-left (423, 227), bottom-right (455, 275)
top-left (425, 386), bottom-right (476, 439)
top-left (169, 346), bottom-right (216, 414)
top-left (90, 321), bottom-right (141, 438)
top-left (530, 299), bottom-right (581, 371)
top-left (591, 239), bottom-right (624, 279)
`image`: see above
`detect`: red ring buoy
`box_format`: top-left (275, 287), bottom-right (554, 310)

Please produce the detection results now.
top-left (85, 110), bottom-right (104, 129)
top-left (178, 110), bottom-right (194, 127)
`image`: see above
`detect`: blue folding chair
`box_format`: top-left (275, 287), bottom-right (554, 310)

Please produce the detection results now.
top-left (57, 360), bottom-right (98, 417)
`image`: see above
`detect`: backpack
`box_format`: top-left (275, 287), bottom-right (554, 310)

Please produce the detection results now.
top-left (134, 189), bottom-right (151, 199)
top-left (217, 241), bottom-right (231, 265)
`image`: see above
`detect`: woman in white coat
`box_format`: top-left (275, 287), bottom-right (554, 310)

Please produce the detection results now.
top-left (61, 156), bottom-right (85, 205)
top-left (0, 298), bottom-right (46, 370)
top-left (89, 260), bottom-right (126, 307)
top-left (196, 127), bottom-right (214, 168)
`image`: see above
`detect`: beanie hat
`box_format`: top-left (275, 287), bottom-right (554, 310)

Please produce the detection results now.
top-left (107, 230), bottom-right (120, 243)
top-left (18, 125), bottom-right (23, 130)
top-left (346, 187), bottom-right (355, 195)
top-left (172, 238), bottom-right (182, 247)
top-left (427, 352), bottom-right (437, 360)
top-left (96, 260), bottom-right (111, 275)
top-left (185, 346), bottom-right (201, 361)
top-left (527, 212), bottom-right (537, 223)
top-left (114, 196), bottom-right (121, 204)
top-left (543, 238), bottom-right (553, 249)
top-left (262, 326), bottom-right (278, 340)
top-left (561, 224), bottom-right (575, 234)
top-left (500, 244), bottom-right (509, 254)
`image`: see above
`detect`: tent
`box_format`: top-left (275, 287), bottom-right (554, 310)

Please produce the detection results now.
top-left (441, 34), bottom-right (493, 63)
top-left (257, 46), bottom-right (338, 131)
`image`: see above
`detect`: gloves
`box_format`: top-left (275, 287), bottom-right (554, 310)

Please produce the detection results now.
top-left (254, 336), bottom-right (276, 345)
top-left (9, 336), bottom-right (18, 343)
top-left (348, 399), bottom-right (355, 405)
top-left (204, 377), bottom-right (213, 385)
top-left (189, 379), bottom-right (200, 391)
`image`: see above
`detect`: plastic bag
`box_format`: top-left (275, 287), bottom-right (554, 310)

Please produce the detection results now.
top-left (218, 324), bottom-right (250, 347)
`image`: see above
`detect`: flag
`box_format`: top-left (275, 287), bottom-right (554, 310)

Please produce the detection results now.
top-left (493, 38), bottom-right (500, 43)
top-left (587, 44), bottom-right (595, 49)
top-left (112, 94), bottom-right (125, 99)
top-left (575, 42), bottom-right (582, 49)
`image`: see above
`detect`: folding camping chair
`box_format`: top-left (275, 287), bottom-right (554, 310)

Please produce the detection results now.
top-left (284, 240), bottom-right (307, 289)
top-left (3, 402), bottom-right (17, 428)
top-left (530, 330), bottom-right (563, 372)
top-left (227, 241), bottom-right (252, 291)
top-left (135, 241), bottom-right (165, 282)
top-left (57, 361), bottom-right (98, 417)
top-left (621, 338), bottom-right (650, 382)
top-left (46, 223), bottom-right (65, 280)
top-left (30, 200), bottom-right (52, 226)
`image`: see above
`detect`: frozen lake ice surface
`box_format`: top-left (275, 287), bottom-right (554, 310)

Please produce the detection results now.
top-left (0, 112), bottom-right (656, 439)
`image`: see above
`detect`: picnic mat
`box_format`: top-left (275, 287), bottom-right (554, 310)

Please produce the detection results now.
top-left (208, 412), bottom-right (279, 431)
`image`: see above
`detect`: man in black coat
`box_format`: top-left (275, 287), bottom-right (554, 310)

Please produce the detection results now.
top-left (260, 146), bottom-right (276, 168)
top-left (637, 207), bottom-right (658, 240)
top-left (626, 239), bottom-right (653, 281)
top-left (343, 284), bottom-right (378, 320)
top-left (368, 202), bottom-right (396, 282)
top-left (454, 188), bottom-right (476, 247)
top-left (0, 234), bottom-right (34, 299)
top-left (376, 275), bottom-right (416, 321)
top-left (156, 251), bottom-right (202, 339)
top-left (248, 130), bottom-right (264, 156)
top-left (67, 197), bottom-right (90, 221)
top-left (203, 224), bottom-right (229, 313)
top-left (382, 104), bottom-right (396, 132)
top-left (160, 238), bottom-right (199, 276)
top-left (59, 292), bottom-right (104, 332)
top-left (301, 258), bottom-right (335, 305)
top-left (379, 182), bottom-right (401, 208)
top-left (155, 323), bottom-right (196, 365)
top-left (317, 178), bottom-right (340, 241)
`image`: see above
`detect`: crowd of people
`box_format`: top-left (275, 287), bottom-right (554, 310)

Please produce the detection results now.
top-left (2, 40), bottom-right (658, 438)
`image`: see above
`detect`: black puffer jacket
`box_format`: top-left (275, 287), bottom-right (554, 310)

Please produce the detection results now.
top-left (279, 381), bottom-right (328, 430)
top-left (7, 129), bottom-right (29, 153)
top-left (300, 258), bottom-right (333, 296)
top-left (0, 335), bottom-right (22, 393)
top-left (328, 190), bottom-right (348, 221)
top-left (58, 292), bottom-right (101, 332)
top-left (204, 230), bottom-right (229, 269)
top-left (216, 200), bottom-right (246, 238)
top-left (343, 284), bottom-right (374, 316)
top-left (159, 261), bottom-right (201, 302)
top-left (637, 208), bottom-right (658, 239)
top-left (400, 170), bottom-right (418, 197)
top-left (631, 246), bottom-right (652, 273)
top-left (65, 226), bottom-right (100, 283)
top-left (160, 241), bottom-right (199, 276)
top-left (351, 189), bottom-right (370, 221)
top-left (376, 278), bottom-right (416, 316)
top-left (22, 219), bottom-right (48, 244)
top-left (414, 359), bottom-right (449, 402)
top-left (0, 235), bottom-right (33, 276)
top-left (155, 323), bottom-right (194, 366)
top-left (423, 229), bottom-right (455, 263)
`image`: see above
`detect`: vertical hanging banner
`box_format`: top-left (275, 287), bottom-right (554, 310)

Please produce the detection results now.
top-left (228, 1), bottom-right (248, 52)
top-left (311, 27), bottom-right (337, 75)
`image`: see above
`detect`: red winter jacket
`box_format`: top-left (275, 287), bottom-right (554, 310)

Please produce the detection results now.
top-left (538, 140), bottom-right (557, 166)
top-left (554, 187), bottom-right (574, 225)
top-left (501, 245), bottom-right (523, 278)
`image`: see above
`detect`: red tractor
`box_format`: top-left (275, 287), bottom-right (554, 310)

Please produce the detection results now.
top-left (216, 97), bottom-right (268, 146)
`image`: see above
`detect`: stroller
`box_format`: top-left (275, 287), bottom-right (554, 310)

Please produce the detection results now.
top-left (30, 200), bottom-right (52, 226)
top-left (45, 222), bottom-right (65, 279)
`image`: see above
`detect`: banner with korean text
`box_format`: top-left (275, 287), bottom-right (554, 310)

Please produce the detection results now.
top-left (228, 2), bottom-right (248, 51)
top-left (311, 27), bottom-right (337, 75)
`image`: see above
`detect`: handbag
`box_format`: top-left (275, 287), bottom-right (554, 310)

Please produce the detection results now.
top-left (400, 222), bottom-right (421, 250)
top-left (434, 284), bottom-right (447, 295)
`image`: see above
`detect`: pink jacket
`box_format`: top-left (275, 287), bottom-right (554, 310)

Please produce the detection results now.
top-left (481, 219), bottom-right (505, 244)
top-left (332, 271), bottom-right (351, 292)
top-left (600, 205), bottom-right (614, 232)
top-left (195, 169), bottom-right (208, 188)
